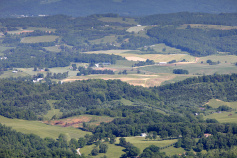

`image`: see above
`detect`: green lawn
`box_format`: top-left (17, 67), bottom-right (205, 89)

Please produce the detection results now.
top-left (80, 137), bottom-right (178, 158)
top-left (21, 35), bottom-right (59, 43)
top-left (141, 63), bottom-right (237, 75)
top-left (199, 55), bottom-right (237, 64)
top-left (206, 99), bottom-right (237, 109)
top-left (161, 146), bottom-right (185, 156)
top-left (203, 99), bottom-right (237, 123)
top-left (43, 100), bottom-right (63, 120)
top-left (0, 70), bottom-right (29, 78)
top-left (124, 137), bottom-right (178, 152)
top-left (204, 112), bottom-right (237, 123)
top-left (0, 115), bottom-right (90, 140)
top-left (80, 142), bottom-right (125, 158)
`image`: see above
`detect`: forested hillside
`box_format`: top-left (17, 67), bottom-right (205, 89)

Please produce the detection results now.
top-left (0, 0), bottom-right (236, 17)
top-left (142, 13), bottom-right (237, 56)
top-left (1, 74), bottom-right (237, 157)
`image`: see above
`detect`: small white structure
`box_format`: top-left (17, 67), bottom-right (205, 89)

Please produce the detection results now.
top-left (158, 62), bottom-right (167, 65)
top-left (33, 78), bottom-right (44, 83)
top-left (141, 133), bottom-right (147, 137)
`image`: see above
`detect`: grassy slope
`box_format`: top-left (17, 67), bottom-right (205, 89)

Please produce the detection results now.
top-left (21, 35), bottom-right (59, 43)
top-left (203, 99), bottom-right (237, 123)
top-left (0, 115), bottom-right (90, 140)
top-left (80, 142), bottom-right (125, 158)
top-left (43, 100), bottom-right (63, 120)
top-left (125, 137), bottom-right (178, 152)
top-left (80, 137), bottom-right (178, 158)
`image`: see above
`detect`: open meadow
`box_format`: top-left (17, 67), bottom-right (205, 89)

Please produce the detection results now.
top-left (80, 142), bottom-right (125, 158)
top-left (21, 35), bottom-right (59, 43)
top-left (0, 115), bottom-right (90, 140)
top-left (203, 99), bottom-right (237, 123)
top-left (98, 17), bottom-right (138, 25)
top-left (80, 137), bottom-right (179, 158)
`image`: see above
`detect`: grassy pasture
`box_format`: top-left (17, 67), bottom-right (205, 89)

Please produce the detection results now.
top-left (0, 70), bottom-right (29, 78)
top-left (99, 17), bottom-right (137, 25)
top-left (142, 62), bottom-right (237, 75)
top-left (0, 115), bottom-right (90, 140)
top-left (204, 99), bottom-right (237, 123)
top-left (204, 112), bottom-right (237, 123)
top-left (44, 46), bottom-right (61, 52)
top-left (125, 137), bottom-right (178, 152)
top-left (80, 137), bottom-right (178, 158)
top-left (173, 63), bottom-right (237, 75)
top-left (89, 35), bottom-right (118, 45)
top-left (43, 100), bottom-right (63, 120)
top-left (62, 73), bottom-right (176, 87)
top-left (80, 142), bottom-right (125, 158)
top-left (21, 35), bottom-right (59, 43)
top-left (205, 99), bottom-right (237, 109)
top-left (27, 27), bottom-right (56, 32)
top-left (178, 24), bottom-right (237, 30)
top-left (0, 46), bottom-right (14, 52)
top-left (127, 26), bottom-right (147, 33)
top-left (161, 146), bottom-right (186, 156)
top-left (199, 55), bottom-right (237, 64)
top-left (148, 43), bottom-right (189, 54)
top-left (86, 50), bottom-right (195, 63)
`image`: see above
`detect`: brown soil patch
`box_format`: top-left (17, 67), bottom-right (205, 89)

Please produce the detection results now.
top-left (44, 115), bottom-right (114, 128)
top-left (126, 56), bottom-right (146, 61)
top-left (44, 116), bottom-right (92, 128)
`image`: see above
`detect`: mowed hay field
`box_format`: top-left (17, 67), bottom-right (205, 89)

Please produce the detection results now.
top-left (80, 142), bottom-right (125, 158)
top-left (125, 137), bottom-right (178, 152)
top-left (80, 137), bottom-right (178, 158)
top-left (62, 74), bottom-right (178, 87)
top-left (85, 50), bottom-right (195, 63)
top-left (0, 115), bottom-right (89, 140)
top-left (204, 99), bottom-right (237, 123)
top-left (21, 35), bottom-right (59, 43)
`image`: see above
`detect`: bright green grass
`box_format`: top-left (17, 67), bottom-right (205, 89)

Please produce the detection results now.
top-left (21, 35), bottom-right (59, 43)
top-left (120, 98), bottom-right (134, 106)
top-left (43, 100), bottom-right (63, 120)
top-left (161, 146), bottom-right (185, 156)
top-left (203, 99), bottom-right (237, 123)
top-left (141, 65), bottom-right (173, 73)
top-left (80, 142), bottom-right (125, 158)
top-left (149, 43), bottom-right (189, 54)
top-left (112, 60), bottom-right (138, 68)
top-left (174, 63), bottom-right (237, 75)
top-left (141, 63), bottom-right (237, 75)
top-left (199, 55), bottom-right (237, 64)
top-left (206, 99), bottom-right (237, 109)
top-left (204, 112), bottom-right (237, 123)
top-left (0, 115), bottom-right (90, 140)
top-left (160, 75), bottom-right (193, 85)
top-left (124, 137), bottom-right (178, 152)
top-left (0, 70), bottom-right (29, 78)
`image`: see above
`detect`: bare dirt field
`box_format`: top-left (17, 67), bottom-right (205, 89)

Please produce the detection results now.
top-left (44, 115), bottom-right (114, 128)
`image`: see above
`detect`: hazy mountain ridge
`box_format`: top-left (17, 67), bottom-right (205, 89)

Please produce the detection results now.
top-left (0, 0), bottom-right (237, 17)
